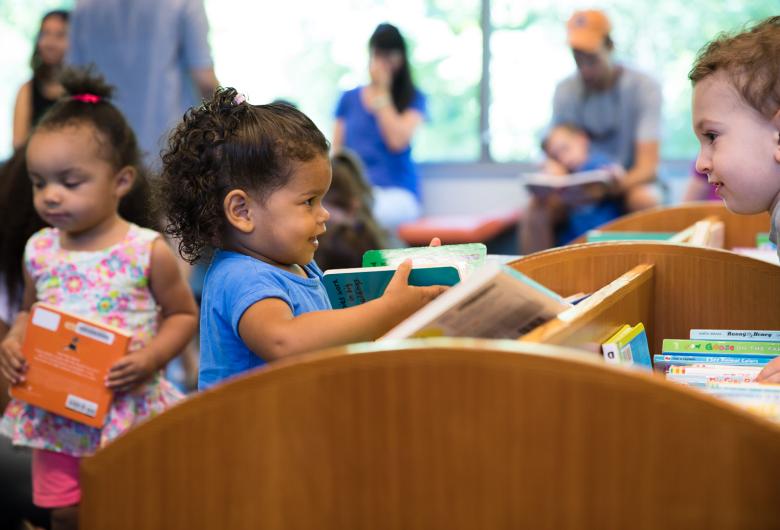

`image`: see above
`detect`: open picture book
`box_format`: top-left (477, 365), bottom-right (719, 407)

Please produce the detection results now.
top-left (522, 169), bottom-right (613, 204)
top-left (379, 263), bottom-right (570, 340)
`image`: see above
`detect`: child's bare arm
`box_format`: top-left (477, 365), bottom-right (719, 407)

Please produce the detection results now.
top-left (0, 268), bottom-right (36, 384)
top-left (106, 239), bottom-right (198, 391)
top-left (239, 261), bottom-right (445, 361)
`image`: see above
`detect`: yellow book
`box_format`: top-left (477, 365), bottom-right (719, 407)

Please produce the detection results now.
top-left (601, 325), bottom-right (631, 364)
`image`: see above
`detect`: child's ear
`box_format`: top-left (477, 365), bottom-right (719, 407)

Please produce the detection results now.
top-left (114, 166), bottom-right (137, 198)
top-left (772, 110), bottom-right (780, 164)
top-left (223, 189), bottom-right (254, 233)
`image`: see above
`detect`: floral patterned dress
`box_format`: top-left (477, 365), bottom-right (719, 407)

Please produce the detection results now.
top-left (0, 224), bottom-right (183, 457)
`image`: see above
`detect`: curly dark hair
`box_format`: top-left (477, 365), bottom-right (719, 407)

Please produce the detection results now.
top-left (689, 16), bottom-right (780, 119)
top-left (33, 66), bottom-right (156, 229)
top-left (157, 87), bottom-right (330, 263)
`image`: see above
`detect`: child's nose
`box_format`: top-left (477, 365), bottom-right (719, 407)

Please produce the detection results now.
top-left (694, 151), bottom-right (711, 176)
top-left (42, 186), bottom-right (62, 205)
top-left (319, 205), bottom-right (330, 223)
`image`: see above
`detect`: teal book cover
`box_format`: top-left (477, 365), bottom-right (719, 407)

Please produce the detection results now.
top-left (323, 265), bottom-right (462, 309)
top-left (586, 231), bottom-right (676, 242)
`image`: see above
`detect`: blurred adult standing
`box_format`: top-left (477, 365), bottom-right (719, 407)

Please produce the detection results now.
top-left (67, 0), bottom-right (218, 166)
top-left (332, 23), bottom-right (427, 232)
top-left (550, 9), bottom-right (662, 212)
top-left (12, 10), bottom-right (69, 150)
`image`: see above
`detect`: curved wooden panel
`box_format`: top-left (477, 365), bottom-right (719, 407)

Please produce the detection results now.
top-left (571, 202), bottom-right (770, 248)
top-left (81, 339), bottom-right (780, 530)
top-left (509, 242), bottom-right (780, 354)
top-left (521, 263), bottom-right (655, 352)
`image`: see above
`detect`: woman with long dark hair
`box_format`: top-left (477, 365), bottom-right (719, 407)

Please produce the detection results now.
top-left (12, 10), bottom-right (70, 150)
top-left (332, 23), bottom-right (427, 233)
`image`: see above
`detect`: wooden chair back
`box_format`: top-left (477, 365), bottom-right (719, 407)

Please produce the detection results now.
top-left (510, 242), bottom-right (780, 355)
top-left (571, 202), bottom-right (770, 248)
top-left (81, 339), bottom-right (780, 530)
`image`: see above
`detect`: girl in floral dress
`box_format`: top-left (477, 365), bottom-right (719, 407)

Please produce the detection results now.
top-left (0, 68), bottom-right (198, 530)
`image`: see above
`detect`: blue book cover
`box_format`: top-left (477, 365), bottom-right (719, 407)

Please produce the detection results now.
top-left (653, 353), bottom-right (774, 374)
top-left (323, 265), bottom-right (462, 309)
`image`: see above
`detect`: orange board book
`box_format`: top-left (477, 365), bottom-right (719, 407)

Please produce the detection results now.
top-left (10, 303), bottom-right (131, 428)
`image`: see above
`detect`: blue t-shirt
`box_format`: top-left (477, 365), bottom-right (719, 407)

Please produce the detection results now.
top-left (198, 250), bottom-right (331, 390)
top-left (335, 87), bottom-right (427, 197)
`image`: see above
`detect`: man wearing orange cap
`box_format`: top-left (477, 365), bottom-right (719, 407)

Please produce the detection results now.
top-left (550, 9), bottom-right (662, 213)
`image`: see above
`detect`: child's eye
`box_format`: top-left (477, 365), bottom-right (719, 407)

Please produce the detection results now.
top-left (304, 197), bottom-right (315, 206)
top-left (63, 180), bottom-right (83, 189)
top-left (31, 180), bottom-right (45, 190)
top-left (704, 132), bottom-right (717, 143)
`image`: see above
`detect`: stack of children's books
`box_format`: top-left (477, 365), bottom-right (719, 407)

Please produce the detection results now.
top-left (322, 243), bottom-right (570, 339)
top-left (654, 329), bottom-right (780, 422)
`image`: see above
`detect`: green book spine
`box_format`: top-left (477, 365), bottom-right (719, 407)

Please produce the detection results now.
top-left (662, 339), bottom-right (780, 356)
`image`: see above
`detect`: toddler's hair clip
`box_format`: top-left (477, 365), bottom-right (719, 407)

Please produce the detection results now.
top-left (233, 93), bottom-right (247, 105)
top-left (71, 93), bottom-right (101, 104)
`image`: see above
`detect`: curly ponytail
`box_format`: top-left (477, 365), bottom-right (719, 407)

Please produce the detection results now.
top-left (157, 88), bottom-right (330, 264)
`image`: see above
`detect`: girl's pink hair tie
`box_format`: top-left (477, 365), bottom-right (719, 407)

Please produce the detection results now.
top-left (71, 93), bottom-right (101, 103)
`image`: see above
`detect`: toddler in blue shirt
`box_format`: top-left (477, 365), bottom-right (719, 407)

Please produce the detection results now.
top-left (157, 91), bottom-right (445, 390)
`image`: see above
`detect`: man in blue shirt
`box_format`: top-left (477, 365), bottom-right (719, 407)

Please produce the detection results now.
top-left (68, 0), bottom-right (218, 166)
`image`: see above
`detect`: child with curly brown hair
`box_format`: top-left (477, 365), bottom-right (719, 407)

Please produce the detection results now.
top-left (157, 91), bottom-right (445, 390)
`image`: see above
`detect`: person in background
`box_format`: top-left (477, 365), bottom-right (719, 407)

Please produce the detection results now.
top-left (332, 23), bottom-right (427, 233)
top-left (157, 89), bottom-right (444, 391)
top-left (686, 16), bottom-right (780, 382)
top-left (67, 0), bottom-right (218, 166)
top-left (12, 10), bottom-right (69, 150)
top-left (522, 123), bottom-right (625, 251)
top-left (315, 150), bottom-right (388, 271)
top-left (550, 9), bottom-right (662, 214)
top-left (0, 68), bottom-right (197, 530)
top-left (522, 9), bottom-right (662, 255)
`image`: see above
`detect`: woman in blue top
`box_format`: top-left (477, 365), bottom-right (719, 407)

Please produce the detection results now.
top-left (332, 23), bottom-right (426, 232)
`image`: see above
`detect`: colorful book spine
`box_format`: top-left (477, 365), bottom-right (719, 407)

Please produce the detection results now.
top-left (662, 339), bottom-right (780, 356)
top-left (665, 365), bottom-right (762, 388)
top-left (689, 329), bottom-right (780, 342)
top-left (601, 325), bottom-right (630, 364)
top-left (653, 353), bottom-right (773, 374)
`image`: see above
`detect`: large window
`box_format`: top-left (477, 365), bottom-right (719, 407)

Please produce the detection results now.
top-left (1, 1), bottom-right (775, 163)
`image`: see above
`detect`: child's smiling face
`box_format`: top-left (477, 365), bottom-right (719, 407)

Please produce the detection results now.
top-left (692, 71), bottom-right (780, 215)
top-left (239, 155), bottom-right (332, 271)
